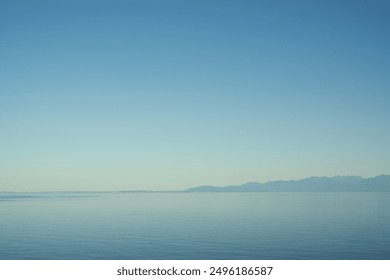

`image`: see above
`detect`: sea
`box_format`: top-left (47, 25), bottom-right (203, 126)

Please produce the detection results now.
top-left (0, 192), bottom-right (389, 260)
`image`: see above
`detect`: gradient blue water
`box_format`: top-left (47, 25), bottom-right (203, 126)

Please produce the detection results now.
top-left (0, 192), bottom-right (389, 259)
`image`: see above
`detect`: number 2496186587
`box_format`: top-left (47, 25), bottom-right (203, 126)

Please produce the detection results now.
top-left (209, 267), bottom-right (273, 276)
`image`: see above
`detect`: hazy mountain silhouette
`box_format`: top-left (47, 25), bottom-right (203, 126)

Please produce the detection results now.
top-left (185, 175), bottom-right (390, 192)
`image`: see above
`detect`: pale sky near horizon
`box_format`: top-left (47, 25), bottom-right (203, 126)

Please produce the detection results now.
top-left (1, 0), bottom-right (390, 191)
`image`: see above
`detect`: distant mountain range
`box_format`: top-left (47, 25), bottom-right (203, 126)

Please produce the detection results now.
top-left (185, 175), bottom-right (390, 192)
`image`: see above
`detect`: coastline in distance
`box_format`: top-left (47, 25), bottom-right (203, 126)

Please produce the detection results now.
top-left (185, 175), bottom-right (390, 192)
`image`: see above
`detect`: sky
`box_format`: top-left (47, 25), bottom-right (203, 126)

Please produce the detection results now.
top-left (1, 0), bottom-right (389, 191)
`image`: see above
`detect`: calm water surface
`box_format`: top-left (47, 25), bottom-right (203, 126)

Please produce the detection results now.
top-left (0, 192), bottom-right (389, 259)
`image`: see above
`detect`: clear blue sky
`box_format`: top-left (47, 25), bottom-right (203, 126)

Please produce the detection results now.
top-left (1, 0), bottom-right (389, 191)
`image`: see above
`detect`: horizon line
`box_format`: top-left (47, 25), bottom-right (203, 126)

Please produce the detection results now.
top-left (1, 174), bottom-right (389, 193)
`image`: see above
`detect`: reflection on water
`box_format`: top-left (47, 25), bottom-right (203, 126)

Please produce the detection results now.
top-left (0, 192), bottom-right (389, 259)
